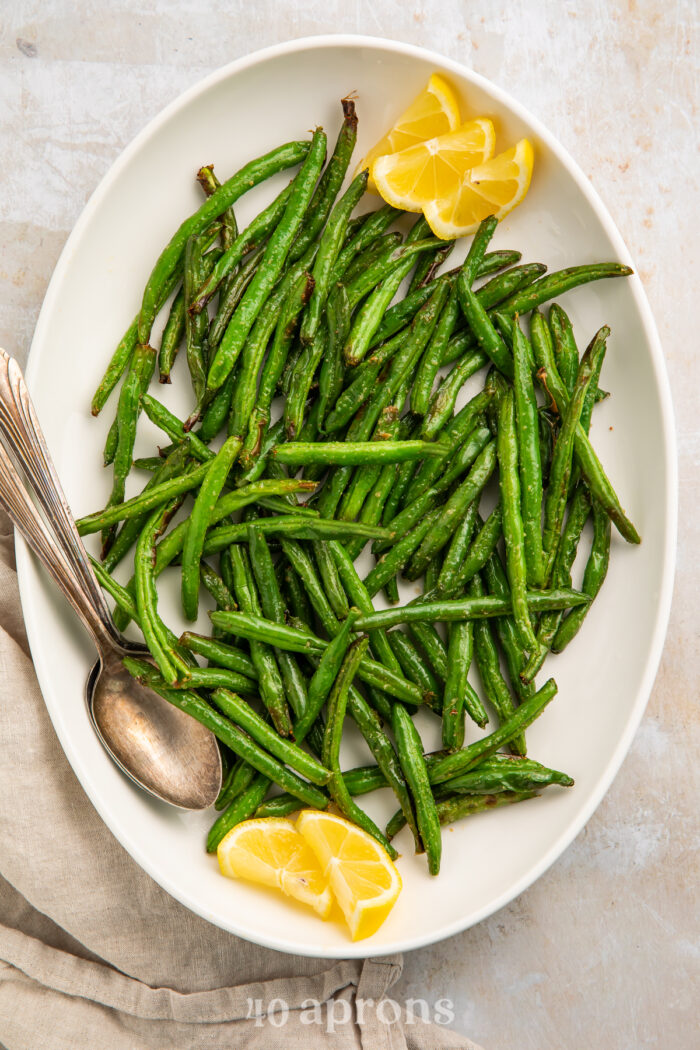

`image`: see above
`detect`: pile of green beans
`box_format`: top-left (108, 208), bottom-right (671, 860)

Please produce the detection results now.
top-left (86, 98), bottom-right (639, 873)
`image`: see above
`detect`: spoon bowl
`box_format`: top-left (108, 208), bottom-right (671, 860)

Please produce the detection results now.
top-left (88, 646), bottom-right (222, 811)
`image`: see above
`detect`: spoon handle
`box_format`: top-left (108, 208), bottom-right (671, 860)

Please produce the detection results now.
top-left (0, 434), bottom-right (119, 651)
top-left (0, 349), bottom-right (117, 649)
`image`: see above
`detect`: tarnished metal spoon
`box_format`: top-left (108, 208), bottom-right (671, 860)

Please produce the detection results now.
top-left (0, 349), bottom-right (221, 809)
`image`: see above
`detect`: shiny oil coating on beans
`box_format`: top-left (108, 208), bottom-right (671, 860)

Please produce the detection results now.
top-left (85, 109), bottom-right (645, 878)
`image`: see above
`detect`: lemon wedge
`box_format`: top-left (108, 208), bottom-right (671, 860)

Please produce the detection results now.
top-left (217, 817), bottom-right (333, 919)
top-left (423, 138), bottom-right (535, 238)
top-left (297, 810), bottom-right (402, 941)
top-left (370, 118), bottom-right (496, 214)
top-left (360, 73), bottom-right (461, 190)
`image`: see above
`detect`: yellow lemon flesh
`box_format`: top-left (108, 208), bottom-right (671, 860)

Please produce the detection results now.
top-left (360, 73), bottom-right (461, 190)
top-left (297, 810), bottom-right (402, 941)
top-left (423, 138), bottom-right (535, 238)
top-left (217, 817), bottom-right (333, 919)
top-left (371, 118), bottom-right (496, 214)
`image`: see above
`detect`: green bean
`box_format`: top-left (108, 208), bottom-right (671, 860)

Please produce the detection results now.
top-left (312, 540), bottom-right (350, 620)
top-left (436, 500), bottom-right (479, 593)
top-left (438, 753), bottom-right (573, 795)
top-left (438, 265), bottom-right (547, 369)
top-left (420, 349), bottom-right (489, 440)
top-left (181, 435), bottom-right (241, 620)
top-left (247, 525), bottom-right (308, 719)
top-left (230, 248), bottom-right (317, 440)
top-left (480, 549), bottom-right (534, 701)
top-left (579, 334), bottom-right (607, 440)
top-left (370, 255), bottom-right (533, 352)
top-left (364, 508), bottom-right (441, 597)
top-left (196, 164), bottom-right (238, 248)
top-left (552, 497), bottom-right (611, 651)
top-left (141, 394), bottom-right (214, 463)
top-left (344, 238), bottom-right (441, 313)
top-left (294, 613), bottom-right (357, 740)
top-left (344, 456), bottom-right (404, 561)
top-left (405, 441), bottom-right (497, 580)
top-left (543, 328), bottom-right (606, 580)
top-left (208, 243), bottom-right (266, 349)
top-left (456, 268), bottom-right (513, 378)
top-left (134, 504), bottom-right (189, 685)
top-left (255, 762), bottom-right (387, 817)
top-left (157, 285), bottom-right (185, 383)
top-left (279, 537), bottom-right (341, 638)
top-left (208, 610), bottom-right (425, 706)
top-left (326, 538), bottom-right (405, 690)
top-left (320, 637), bottom-right (397, 856)
top-left (273, 438), bottom-right (446, 468)
top-left (102, 341), bottom-right (157, 548)
top-left (549, 303), bottom-right (578, 397)
top-left (203, 515), bottom-right (388, 556)
top-left (469, 574), bottom-right (525, 755)
top-left (337, 463), bottom-right (381, 521)
top-left (198, 372), bottom-right (235, 444)
top-left (323, 334), bottom-right (402, 434)
top-left (215, 755), bottom-right (251, 811)
top-left (340, 232), bottom-right (403, 287)
top-left (242, 271), bottom-right (315, 463)
top-left (207, 773), bottom-right (270, 853)
top-left (410, 285), bottom-right (460, 415)
top-left (407, 621), bottom-right (448, 684)
top-left (380, 442), bottom-right (421, 525)
top-left (426, 678), bottom-right (558, 785)
top-left (102, 444), bottom-right (192, 573)
top-left (227, 545), bottom-right (291, 737)
top-left (330, 203), bottom-right (400, 283)
top-left (253, 794), bottom-right (306, 819)
top-left (283, 321), bottom-right (328, 439)
top-left (438, 503), bottom-right (503, 596)
top-left (211, 688), bottom-right (329, 785)
top-left (290, 97), bottom-right (359, 262)
top-left (183, 231), bottom-right (215, 413)
top-left (409, 239), bottom-right (455, 293)
top-left (91, 317), bottom-right (138, 417)
top-left (512, 318), bottom-right (546, 587)
top-left (522, 486), bottom-right (592, 680)
top-left (387, 630), bottom-right (441, 708)
top-left (180, 631), bottom-right (256, 680)
top-left (182, 666), bottom-right (255, 696)
top-left (403, 390), bottom-right (493, 506)
top-left (443, 620), bottom-right (487, 744)
top-left (207, 130), bottom-right (327, 391)
top-left (300, 170), bottom-right (368, 346)
top-left (392, 704), bottom-right (441, 873)
top-left (90, 555), bottom-right (140, 626)
top-left (132, 456), bottom-right (163, 472)
top-left (317, 283), bottom-right (351, 430)
top-left (200, 562), bottom-right (237, 613)
top-left (387, 788), bottom-right (538, 837)
top-left (346, 685), bottom-right (422, 853)
top-left (352, 588), bottom-right (589, 631)
top-left (499, 262), bottom-right (633, 318)
top-left (342, 215), bottom-right (434, 367)
top-left (497, 389), bottom-right (537, 650)
top-left (187, 185), bottom-right (294, 317)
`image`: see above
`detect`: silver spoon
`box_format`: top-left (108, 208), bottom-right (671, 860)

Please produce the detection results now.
top-left (0, 349), bottom-right (222, 809)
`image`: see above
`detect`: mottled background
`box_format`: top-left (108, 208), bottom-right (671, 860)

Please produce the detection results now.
top-left (1, 1), bottom-right (698, 1046)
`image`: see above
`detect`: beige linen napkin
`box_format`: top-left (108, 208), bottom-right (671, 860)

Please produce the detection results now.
top-left (0, 511), bottom-right (481, 1050)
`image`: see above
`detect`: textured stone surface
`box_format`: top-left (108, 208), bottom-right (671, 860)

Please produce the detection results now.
top-left (1, 2), bottom-right (698, 1046)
